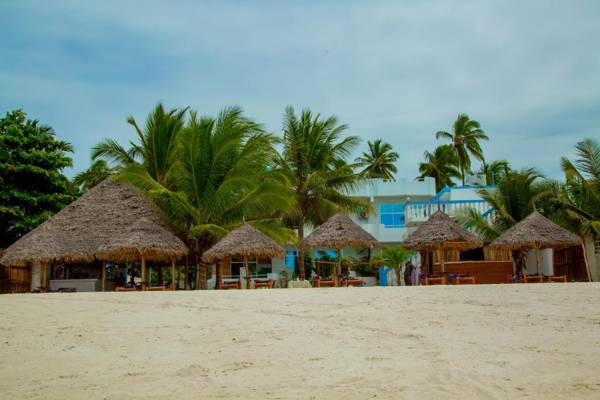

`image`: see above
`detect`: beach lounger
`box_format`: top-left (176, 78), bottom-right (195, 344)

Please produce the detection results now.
top-left (217, 279), bottom-right (241, 290)
top-left (546, 275), bottom-right (567, 283)
top-left (424, 276), bottom-right (446, 285)
top-left (146, 286), bottom-right (166, 291)
top-left (115, 286), bottom-right (137, 292)
top-left (523, 274), bottom-right (544, 283)
top-left (341, 276), bottom-right (364, 287)
top-left (253, 278), bottom-right (274, 289)
top-left (454, 276), bottom-right (476, 285)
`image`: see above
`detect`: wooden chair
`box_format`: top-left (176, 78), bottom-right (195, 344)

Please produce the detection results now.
top-left (341, 277), bottom-right (364, 287)
top-left (455, 276), bottom-right (476, 285)
top-left (146, 286), bottom-right (166, 291)
top-left (424, 276), bottom-right (446, 285)
top-left (523, 274), bottom-right (544, 283)
top-left (547, 275), bottom-right (567, 283)
top-left (217, 279), bottom-right (241, 290)
top-left (253, 278), bottom-right (274, 289)
top-left (115, 286), bottom-right (137, 292)
top-left (314, 276), bottom-right (336, 287)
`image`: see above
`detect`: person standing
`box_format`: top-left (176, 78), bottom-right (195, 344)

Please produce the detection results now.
top-left (403, 261), bottom-right (414, 286)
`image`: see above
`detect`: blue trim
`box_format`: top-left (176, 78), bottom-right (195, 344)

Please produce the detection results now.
top-left (406, 199), bottom-right (488, 206)
top-left (481, 207), bottom-right (495, 217)
top-left (433, 185), bottom-right (497, 201)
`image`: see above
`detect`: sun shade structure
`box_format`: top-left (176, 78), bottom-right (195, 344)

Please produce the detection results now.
top-left (303, 212), bottom-right (380, 286)
top-left (490, 211), bottom-right (588, 279)
top-left (0, 178), bottom-right (189, 290)
top-left (203, 224), bottom-right (285, 289)
top-left (403, 210), bottom-right (483, 273)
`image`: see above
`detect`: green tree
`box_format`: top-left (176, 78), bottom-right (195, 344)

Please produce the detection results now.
top-left (456, 168), bottom-right (550, 275)
top-left (0, 110), bottom-right (75, 248)
top-left (375, 246), bottom-right (414, 286)
top-left (543, 139), bottom-right (600, 237)
top-left (479, 159), bottom-right (510, 185)
top-left (92, 103), bottom-right (187, 188)
top-left (417, 144), bottom-right (461, 192)
top-left (355, 139), bottom-right (399, 181)
top-left (117, 106), bottom-right (296, 289)
top-left (73, 160), bottom-right (114, 192)
top-left (275, 106), bottom-right (367, 280)
top-left (436, 113), bottom-right (489, 185)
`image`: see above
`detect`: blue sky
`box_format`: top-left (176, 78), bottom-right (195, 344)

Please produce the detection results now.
top-left (1, 0), bottom-right (599, 179)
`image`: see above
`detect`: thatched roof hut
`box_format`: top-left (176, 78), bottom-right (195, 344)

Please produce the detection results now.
top-left (202, 224), bottom-right (285, 264)
top-left (403, 210), bottom-right (483, 251)
top-left (303, 212), bottom-right (379, 250)
top-left (490, 211), bottom-right (581, 250)
top-left (96, 217), bottom-right (187, 263)
top-left (0, 179), bottom-right (182, 267)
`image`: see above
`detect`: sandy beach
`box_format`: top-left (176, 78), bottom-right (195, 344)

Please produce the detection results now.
top-left (1, 284), bottom-right (599, 399)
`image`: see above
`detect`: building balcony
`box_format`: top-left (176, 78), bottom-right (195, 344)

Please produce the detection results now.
top-left (404, 199), bottom-right (493, 226)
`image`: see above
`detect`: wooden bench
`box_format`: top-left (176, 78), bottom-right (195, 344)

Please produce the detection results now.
top-left (115, 286), bottom-right (137, 292)
top-left (424, 276), bottom-right (446, 285)
top-left (342, 278), bottom-right (364, 287)
top-left (314, 277), bottom-right (336, 287)
top-left (146, 286), bottom-right (167, 291)
top-left (217, 280), bottom-right (241, 290)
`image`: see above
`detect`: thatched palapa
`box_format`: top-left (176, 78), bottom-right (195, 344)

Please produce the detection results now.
top-left (202, 224), bottom-right (285, 264)
top-left (96, 217), bottom-right (187, 263)
top-left (490, 211), bottom-right (581, 250)
top-left (303, 212), bottom-right (379, 250)
top-left (403, 210), bottom-right (483, 251)
top-left (0, 179), bottom-right (183, 268)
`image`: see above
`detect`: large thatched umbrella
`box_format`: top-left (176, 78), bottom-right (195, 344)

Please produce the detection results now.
top-left (0, 178), bottom-right (184, 290)
top-left (96, 217), bottom-right (188, 290)
top-left (303, 212), bottom-right (380, 286)
top-left (403, 210), bottom-right (483, 273)
top-left (490, 211), bottom-right (587, 278)
top-left (202, 224), bottom-right (285, 289)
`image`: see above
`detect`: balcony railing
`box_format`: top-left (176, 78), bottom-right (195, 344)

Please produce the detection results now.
top-left (405, 199), bottom-right (493, 225)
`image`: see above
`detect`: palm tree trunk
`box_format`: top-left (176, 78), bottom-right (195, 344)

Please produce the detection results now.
top-left (195, 254), bottom-right (208, 290)
top-left (297, 213), bottom-right (306, 280)
top-left (215, 261), bottom-right (222, 289)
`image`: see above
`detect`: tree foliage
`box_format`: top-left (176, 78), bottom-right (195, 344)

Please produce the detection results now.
top-left (417, 144), bottom-right (461, 192)
top-left (355, 139), bottom-right (399, 181)
top-left (73, 160), bottom-right (114, 192)
top-left (0, 110), bottom-right (75, 248)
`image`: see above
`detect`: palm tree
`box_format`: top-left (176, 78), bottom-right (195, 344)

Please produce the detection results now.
top-left (436, 113), bottom-right (489, 185)
top-left (118, 107), bottom-right (296, 289)
top-left (355, 139), bottom-right (399, 181)
top-left (417, 144), bottom-right (461, 192)
top-left (456, 168), bottom-right (551, 275)
top-left (376, 246), bottom-right (414, 286)
top-left (479, 159), bottom-right (510, 185)
top-left (73, 160), bottom-right (114, 192)
top-left (545, 139), bottom-right (600, 237)
top-left (275, 106), bottom-right (367, 280)
top-left (92, 103), bottom-right (187, 188)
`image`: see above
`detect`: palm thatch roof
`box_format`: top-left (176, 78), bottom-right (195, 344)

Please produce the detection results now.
top-left (403, 210), bottom-right (483, 251)
top-left (202, 224), bottom-right (285, 263)
top-left (96, 217), bottom-right (187, 263)
top-left (0, 178), bottom-right (185, 267)
top-left (490, 211), bottom-right (581, 250)
top-left (303, 212), bottom-right (380, 250)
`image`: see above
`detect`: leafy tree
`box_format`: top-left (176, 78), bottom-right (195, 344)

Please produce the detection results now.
top-left (436, 113), bottom-right (489, 185)
top-left (542, 139), bottom-right (600, 237)
top-left (373, 246), bottom-right (414, 285)
top-left (479, 159), bottom-right (510, 185)
top-left (73, 160), bottom-right (114, 192)
top-left (92, 103), bottom-right (187, 188)
top-left (456, 168), bottom-right (550, 275)
top-left (275, 106), bottom-right (367, 280)
top-left (355, 139), bottom-right (399, 181)
top-left (0, 110), bottom-right (75, 248)
top-left (117, 107), bottom-right (296, 289)
top-left (417, 144), bottom-right (461, 192)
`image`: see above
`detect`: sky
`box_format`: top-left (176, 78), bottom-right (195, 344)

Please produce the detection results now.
top-left (1, 0), bottom-right (599, 180)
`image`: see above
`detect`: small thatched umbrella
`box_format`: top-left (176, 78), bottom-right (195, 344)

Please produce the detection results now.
top-left (96, 217), bottom-right (188, 290)
top-left (303, 212), bottom-right (380, 286)
top-left (403, 210), bottom-right (483, 273)
top-left (490, 211), bottom-right (587, 278)
top-left (202, 224), bottom-right (285, 289)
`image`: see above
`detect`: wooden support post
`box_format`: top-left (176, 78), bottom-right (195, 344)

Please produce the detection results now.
top-left (581, 242), bottom-right (592, 282)
top-left (101, 261), bottom-right (106, 292)
top-left (141, 254), bottom-right (146, 290)
top-left (184, 256), bottom-right (189, 290)
top-left (243, 255), bottom-right (250, 289)
top-left (335, 249), bottom-right (341, 287)
top-left (439, 247), bottom-right (445, 274)
top-left (171, 259), bottom-right (176, 290)
top-left (535, 246), bottom-right (541, 276)
top-left (42, 264), bottom-right (48, 291)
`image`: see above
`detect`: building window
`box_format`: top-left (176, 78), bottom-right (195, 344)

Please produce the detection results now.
top-left (380, 204), bottom-right (405, 228)
top-left (230, 257), bottom-right (257, 276)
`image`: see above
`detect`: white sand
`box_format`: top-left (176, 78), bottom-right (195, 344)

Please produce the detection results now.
top-left (1, 284), bottom-right (600, 399)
